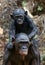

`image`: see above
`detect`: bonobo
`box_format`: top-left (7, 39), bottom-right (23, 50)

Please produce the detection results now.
top-left (3, 33), bottom-right (40, 65)
top-left (9, 8), bottom-right (38, 42)
top-left (3, 8), bottom-right (41, 65)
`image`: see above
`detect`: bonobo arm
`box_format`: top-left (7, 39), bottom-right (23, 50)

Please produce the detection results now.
top-left (9, 20), bottom-right (15, 42)
top-left (25, 15), bottom-right (38, 39)
top-left (3, 47), bottom-right (11, 65)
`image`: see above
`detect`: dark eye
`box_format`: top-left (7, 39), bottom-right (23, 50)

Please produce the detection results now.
top-left (19, 42), bottom-right (29, 46)
top-left (20, 16), bottom-right (23, 19)
top-left (21, 42), bottom-right (29, 44)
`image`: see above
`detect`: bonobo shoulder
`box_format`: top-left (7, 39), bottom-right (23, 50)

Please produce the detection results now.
top-left (25, 15), bottom-right (33, 22)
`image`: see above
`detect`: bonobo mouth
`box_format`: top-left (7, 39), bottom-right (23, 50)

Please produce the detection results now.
top-left (19, 49), bottom-right (28, 56)
top-left (19, 50), bottom-right (28, 60)
top-left (17, 20), bottom-right (23, 24)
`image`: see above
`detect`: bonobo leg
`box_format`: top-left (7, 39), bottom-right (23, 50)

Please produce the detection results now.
top-left (30, 39), bottom-right (41, 65)
top-left (3, 42), bottom-right (13, 65)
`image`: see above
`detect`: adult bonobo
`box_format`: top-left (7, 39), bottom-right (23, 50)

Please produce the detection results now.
top-left (3, 33), bottom-right (40, 65)
top-left (3, 8), bottom-right (40, 65)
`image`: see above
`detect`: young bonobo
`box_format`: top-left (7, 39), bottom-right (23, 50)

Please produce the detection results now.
top-left (3, 8), bottom-right (40, 65)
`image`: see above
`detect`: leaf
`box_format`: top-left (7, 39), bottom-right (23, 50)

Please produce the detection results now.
top-left (37, 6), bottom-right (43, 11)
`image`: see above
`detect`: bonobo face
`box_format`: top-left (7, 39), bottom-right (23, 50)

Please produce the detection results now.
top-left (14, 15), bottom-right (24, 24)
top-left (11, 8), bottom-right (25, 24)
top-left (15, 42), bottom-right (29, 56)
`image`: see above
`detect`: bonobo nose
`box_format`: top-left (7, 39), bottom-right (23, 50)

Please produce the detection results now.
top-left (19, 46), bottom-right (28, 56)
top-left (18, 19), bottom-right (21, 21)
top-left (17, 19), bottom-right (23, 24)
top-left (22, 46), bottom-right (27, 49)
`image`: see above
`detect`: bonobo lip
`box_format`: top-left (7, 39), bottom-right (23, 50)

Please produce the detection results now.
top-left (19, 50), bottom-right (28, 56)
top-left (17, 20), bottom-right (23, 24)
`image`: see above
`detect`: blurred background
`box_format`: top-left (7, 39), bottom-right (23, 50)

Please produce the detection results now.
top-left (0, 0), bottom-right (45, 65)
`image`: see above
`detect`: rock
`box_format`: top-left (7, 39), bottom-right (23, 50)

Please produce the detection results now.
top-left (0, 27), bottom-right (3, 35)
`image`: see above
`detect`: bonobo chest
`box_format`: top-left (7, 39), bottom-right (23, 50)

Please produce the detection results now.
top-left (10, 50), bottom-right (30, 65)
top-left (15, 21), bottom-right (30, 34)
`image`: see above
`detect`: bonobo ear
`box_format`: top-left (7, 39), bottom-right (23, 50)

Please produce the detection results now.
top-left (25, 11), bottom-right (28, 15)
top-left (10, 15), bottom-right (14, 19)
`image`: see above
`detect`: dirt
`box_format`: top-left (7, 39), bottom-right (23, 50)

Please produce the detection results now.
top-left (0, 47), bottom-right (4, 65)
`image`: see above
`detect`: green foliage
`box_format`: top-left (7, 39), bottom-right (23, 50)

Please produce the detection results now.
top-left (37, 6), bottom-right (43, 12)
top-left (41, 54), bottom-right (45, 61)
top-left (22, 1), bottom-right (27, 7)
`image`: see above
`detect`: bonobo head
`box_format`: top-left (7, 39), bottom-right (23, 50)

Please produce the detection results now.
top-left (11, 8), bottom-right (27, 24)
top-left (15, 33), bottom-right (30, 57)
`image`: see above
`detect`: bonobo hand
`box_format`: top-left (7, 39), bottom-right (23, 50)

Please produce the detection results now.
top-left (7, 42), bottom-right (14, 50)
top-left (28, 32), bottom-right (35, 40)
top-left (7, 38), bottom-right (15, 50)
top-left (28, 34), bottom-right (33, 41)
